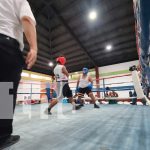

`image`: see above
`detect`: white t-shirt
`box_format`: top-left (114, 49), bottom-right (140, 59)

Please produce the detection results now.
top-left (0, 0), bottom-right (36, 50)
top-left (79, 75), bottom-right (89, 88)
top-left (54, 64), bottom-right (68, 81)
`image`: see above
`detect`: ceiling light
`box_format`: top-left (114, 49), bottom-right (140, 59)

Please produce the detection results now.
top-left (89, 11), bottom-right (97, 20)
top-left (49, 62), bottom-right (54, 67)
top-left (106, 45), bottom-right (112, 51)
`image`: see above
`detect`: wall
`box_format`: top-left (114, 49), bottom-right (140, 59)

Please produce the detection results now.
top-left (99, 60), bottom-right (139, 76)
top-left (98, 60), bottom-right (139, 98)
top-left (17, 80), bottom-right (43, 101)
top-left (17, 60), bottom-right (139, 101)
top-left (17, 70), bottom-right (52, 102)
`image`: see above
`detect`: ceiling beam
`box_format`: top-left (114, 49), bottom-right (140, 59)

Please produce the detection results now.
top-left (31, 64), bottom-right (52, 73)
top-left (93, 47), bottom-right (137, 60)
top-left (67, 47), bottom-right (138, 68)
top-left (67, 55), bottom-right (88, 64)
top-left (34, 0), bottom-right (56, 17)
top-left (67, 52), bottom-right (86, 60)
top-left (51, 24), bottom-right (134, 49)
top-left (24, 44), bottom-right (51, 60)
top-left (36, 25), bottom-right (49, 40)
top-left (30, 67), bottom-right (52, 75)
top-left (51, 43), bottom-right (79, 55)
top-left (98, 54), bottom-right (138, 66)
top-left (37, 55), bottom-right (50, 62)
top-left (35, 60), bottom-right (48, 66)
top-left (88, 33), bottom-right (135, 52)
top-left (67, 59), bottom-right (91, 67)
top-left (51, 15), bottom-right (134, 43)
top-left (50, 4), bottom-right (97, 66)
top-left (91, 40), bottom-right (136, 56)
top-left (67, 64), bottom-right (94, 73)
top-left (37, 38), bottom-right (49, 49)
top-left (84, 25), bottom-right (134, 48)
top-left (50, 1), bottom-right (133, 41)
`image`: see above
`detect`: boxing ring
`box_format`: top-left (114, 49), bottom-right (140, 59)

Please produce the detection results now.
top-left (16, 72), bottom-right (146, 105)
top-left (17, 81), bottom-right (56, 104)
top-left (14, 73), bottom-right (150, 150)
top-left (71, 73), bottom-right (145, 105)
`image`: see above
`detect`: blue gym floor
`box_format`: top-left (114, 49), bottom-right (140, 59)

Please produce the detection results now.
top-left (8, 104), bottom-right (150, 150)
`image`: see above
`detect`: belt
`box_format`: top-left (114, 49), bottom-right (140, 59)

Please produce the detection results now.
top-left (0, 33), bottom-right (19, 48)
top-left (57, 80), bottom-right (68, 82)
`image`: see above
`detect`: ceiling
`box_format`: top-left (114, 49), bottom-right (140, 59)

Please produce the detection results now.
top-left (25, 0), bottom-right (138, 75)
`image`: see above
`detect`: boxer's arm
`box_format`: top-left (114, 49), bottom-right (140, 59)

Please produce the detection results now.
top-left (62, 66), bottom-right (69, 77)
top-left (88, 76), bottom-right (93, 84)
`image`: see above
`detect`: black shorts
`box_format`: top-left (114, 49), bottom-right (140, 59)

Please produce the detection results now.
top-left (78, 87), bottom-right (91, 96)
top-left (62, 83), bottom-right (72, 98)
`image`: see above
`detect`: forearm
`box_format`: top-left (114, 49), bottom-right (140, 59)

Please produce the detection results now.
top-left (64, 72), bottom-right (69, 77)
top-left (89, 79), bottom-right (93, 85)
top-left (21, 17), bottom-right (37, 51)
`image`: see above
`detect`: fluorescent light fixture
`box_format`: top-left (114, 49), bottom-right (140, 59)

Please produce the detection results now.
top-left (43, 77), bottom-right (51, 80)
top-left (21, 72), bottom-right (29, 77)
top-left (106, 45), bottom-right (112, 51)
top-left (89, 10), bottom-right (97, 20)
top-left (30, 74), bottom-right (42, 79)
top-left (49, 62), bottom-right (54, 67)
top-left (30, 74), bottom-right (51, 80)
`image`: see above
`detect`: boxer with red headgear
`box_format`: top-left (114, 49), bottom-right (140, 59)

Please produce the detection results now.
top-left (46, 56), bottom-right (81, 115)
top-left (56, 56), bottom-right (66, 65)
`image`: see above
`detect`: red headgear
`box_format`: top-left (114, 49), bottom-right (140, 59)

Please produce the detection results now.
top-left (56, 56), bottom-right (66, 65)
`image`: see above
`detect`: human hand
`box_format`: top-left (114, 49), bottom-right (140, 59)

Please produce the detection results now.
top-left (26, 48), bottom-right (37, 69)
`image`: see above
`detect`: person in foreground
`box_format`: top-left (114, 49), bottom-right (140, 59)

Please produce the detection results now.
top-left (0, 0), bottom-right (37, 149)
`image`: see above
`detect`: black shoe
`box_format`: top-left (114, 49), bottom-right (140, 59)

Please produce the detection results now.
top-left (142, 98), bottom-right (147, 105)
top-left (48, 108), bottom-right (52, 115)
top-left (48, 111), bottom-right (52, 115)
top-left (130, 103), bottom-right (137, 105)
top-left (94, 104), bottom-right (100, 108)
top-left (142, 101), bottom-right (146, 106)
top-left (0, 135), bottom-right (20, 149)
top-left (75, 105), bottom-right (82, 110)
top-left (79, 104), bottom-right (84, 107)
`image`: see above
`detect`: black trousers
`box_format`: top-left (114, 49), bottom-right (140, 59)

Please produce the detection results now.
top-left (0, 34), bottom-right (24, 139)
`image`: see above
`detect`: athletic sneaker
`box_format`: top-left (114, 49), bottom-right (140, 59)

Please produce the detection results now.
top-left (79, 104), bottom-right (84, 107)
top-left (44, 108), bottom-right (52, 115)
top-left (75, 105), bottom-right (82, 110)
top-left (48, 111), bottom-right (52, 115)
top-left (0, 135), bottom-right (20, 149)
top-left (94, 104), bottom-right (100, 108)
top-left (48, 108), bottom-right (52, 115)
top-left (130, 102), bottom-right (137, 105)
